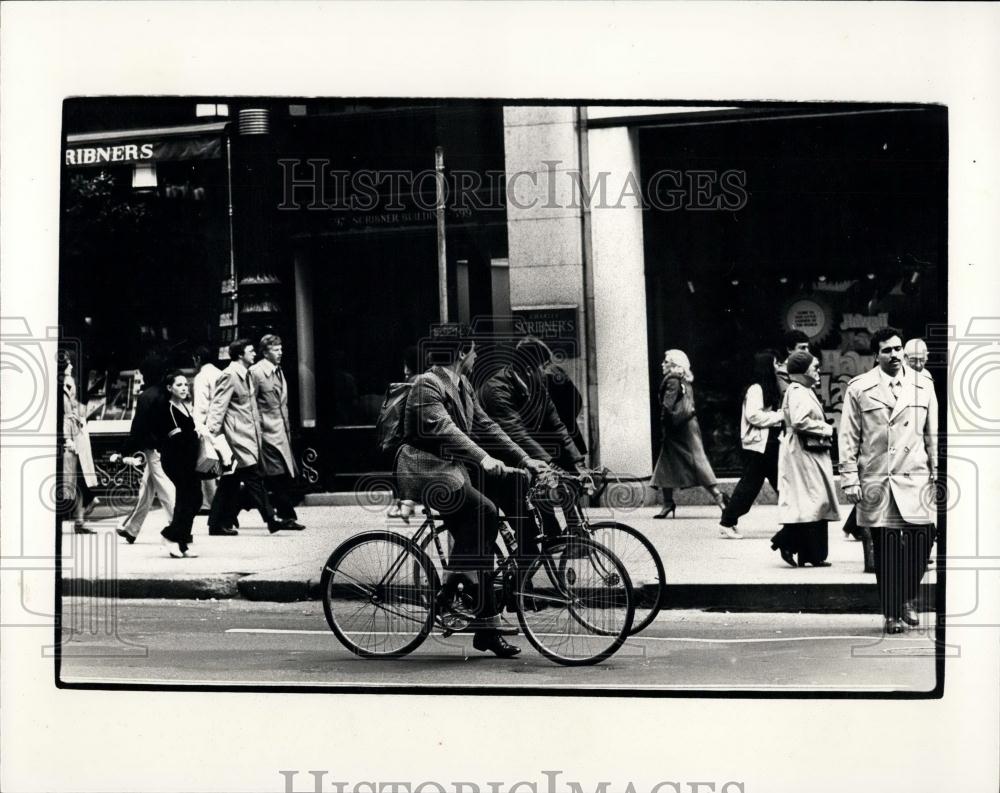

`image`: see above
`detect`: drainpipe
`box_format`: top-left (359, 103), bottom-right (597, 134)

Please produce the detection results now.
top-left (576, 107), bottom-right (600, 467)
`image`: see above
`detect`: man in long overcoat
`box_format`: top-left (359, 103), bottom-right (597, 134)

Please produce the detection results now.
top-left (839, 327), bottom-right (938, 634)
top-left (250, 334), bottom-right (304, 529)
top-left (205, 339), bottom-right (283, 534)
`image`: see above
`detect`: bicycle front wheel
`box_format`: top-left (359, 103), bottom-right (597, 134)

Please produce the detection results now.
top-left (514, 536), bottom-right (634, 666)
top-left (585, 521), bottom-right (665, 634)
top-left (321, 531), bottom-right (438, 658)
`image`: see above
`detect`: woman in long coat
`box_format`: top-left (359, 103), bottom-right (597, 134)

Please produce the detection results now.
top-left (651, 349), bottom-right (728, 518)
top-left (60, 358), bottom-right (99, 533)
top-left (771, 351), bottom-right (840, 566)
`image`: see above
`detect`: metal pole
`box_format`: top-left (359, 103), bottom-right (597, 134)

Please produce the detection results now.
top-left (435, 146), bottom-right (448, 323)
top-left (225, 134), bottom-right (238, 331)
top-left (576, 107), bottom-right (600, 467)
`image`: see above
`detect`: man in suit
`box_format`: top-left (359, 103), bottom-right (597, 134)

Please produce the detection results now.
top-left (205, 339), bottom-right (286, 535)
top-left (395, 329), bottom-right (549, 658)
top-left (839, 327), bottom-right (938, 634)
top-left (117, 355), bottom-right (176, 544)
top-left (904, 338), bottom-right (933, 382)
top-left (776, 329), bottom-right (811, 395)
top-left (480, 337), bottom-right (585, 546)
top-left (250, 334), bottom-right (305, 530)
top-left (192, 345), bottom-right (224, 513)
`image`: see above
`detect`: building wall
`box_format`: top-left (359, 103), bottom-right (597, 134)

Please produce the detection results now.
top-left (502, 106), bottom-right (591, 448)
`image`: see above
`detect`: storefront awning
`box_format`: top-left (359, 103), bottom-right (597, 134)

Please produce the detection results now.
top-left (65, 121), bottom-right (227, 167)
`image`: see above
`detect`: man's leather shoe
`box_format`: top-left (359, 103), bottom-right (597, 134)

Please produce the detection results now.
top-left (73, 522), bottom-right (95, 534)
top-left (209, 527), bottom-right (239, 536)
top-left (901, 602), bottom-right (920, 627)
top-left (779, 548), bottom-right (797, 568)
top-left (281, 519), bottom-right (306, 531)
top-left (267, 521), bottom-right (284, 534)
top-left (472, 630), bottom-right (522, 658)
top-left (884, 618), bottom-right (906, 635)
top-left (116, 528), bottom-right (137, 544)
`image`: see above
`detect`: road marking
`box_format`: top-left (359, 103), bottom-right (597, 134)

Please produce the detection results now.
top-left (226, 628), bottom-right (933, 645)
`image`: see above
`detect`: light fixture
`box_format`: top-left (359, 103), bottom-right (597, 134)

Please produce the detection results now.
top-left (686, 281), bottom-right (695, 294)
top-left (730, 279), bottom-right (739, 286)
top-left (866, 272), bottom-right (876, 280)
top-left (779, 276), bottom-right (788, 284)
top-left (132, 162), bottom-right (157, 190)
top-left (817, 275), bottom-right (827, 283)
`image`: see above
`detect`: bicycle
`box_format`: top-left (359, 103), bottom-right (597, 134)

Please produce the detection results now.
top-left (420, 467), bottom-right (665, 635)
top-left (320, 467), bottom-right (636, 666)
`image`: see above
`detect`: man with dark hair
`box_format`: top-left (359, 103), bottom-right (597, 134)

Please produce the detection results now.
top-left (480, 337), bottom-right (584, 545)
top-left (250, 334), bottom-right (304, 530)
top-left (206, 338), bottom-right (285, 535)
top-left (776, 329), bottom-right (811, 394)
top-left (839, 326), bottom-right (938, 634)
top-left (395, 327), bottom-right (549, 658)
top-left (117, 354), bottom-right (176, 544)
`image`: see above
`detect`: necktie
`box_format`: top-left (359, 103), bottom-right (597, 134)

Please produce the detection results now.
top-left (888, 380), bottom-right (900, 406)
top-left (276, 367), bottom-right (284, 396)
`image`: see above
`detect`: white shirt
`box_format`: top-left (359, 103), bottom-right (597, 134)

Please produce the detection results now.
top-left (878, 366), bottom-right (906, 402)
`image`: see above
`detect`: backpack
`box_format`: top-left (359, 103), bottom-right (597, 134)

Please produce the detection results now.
top-left (375, 381), bottom-right (412, 458)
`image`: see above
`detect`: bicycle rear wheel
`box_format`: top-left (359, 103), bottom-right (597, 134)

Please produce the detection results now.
top-left (514, 536), bottom-right (634, 666)
top-left (585, 521), bottom-right (665, 634)
top-left (321, 531), bottom-right (438, 658)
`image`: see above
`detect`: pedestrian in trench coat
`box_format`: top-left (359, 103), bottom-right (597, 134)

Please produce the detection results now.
top-left (771, 351), bottom-right (840, 567)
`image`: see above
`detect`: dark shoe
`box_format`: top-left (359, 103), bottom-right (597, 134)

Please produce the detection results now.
top-left (280, 519), bottom-right (306, 531)
top-left (82, 497), bottom-right (102, 519)
top-left (209, 527), bottom-right (239, 536)
top-left (472, 630), bottom-right (522, 658)
top-left (884, 618), bottom-right (906, 635)
top-left (653, 502), bottom-right (677, 519)
top-left (73, 521), bottom-right (95, 534)
top-left (901, 601), bottom-right (920, 627)
top-left (863, 565), bottom-right (876, 574)
top-left (779, 548), bottom-right (797, 568)
top-left (267, 521), bottom-right (284, 534)
top-left (116, 528), bottom-right (137, 545)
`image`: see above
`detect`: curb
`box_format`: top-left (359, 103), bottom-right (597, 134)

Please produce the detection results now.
top-left (61, 577), bottom-right (936, 613)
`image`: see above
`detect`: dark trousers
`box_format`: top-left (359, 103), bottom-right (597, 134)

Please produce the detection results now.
top-left (871, 524), bottom-right (934, 619)
top-left (721, 441), bottom-right (779, 528)
top-left (209, 464), bottom-right (275, 530)
top-left (437, 470), bottom-right (529, 617)
top-left (162, 463), bottom-right (201, 545)
top-left (771, 520), bottom-right (829, 565)
top-left (265, 473), bottom-right (298, 520)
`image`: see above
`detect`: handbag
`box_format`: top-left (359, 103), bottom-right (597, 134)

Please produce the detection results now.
top-left (799, 431), bottom-right (833, 452)
top-left (195, 435), bottom-right (222, 477)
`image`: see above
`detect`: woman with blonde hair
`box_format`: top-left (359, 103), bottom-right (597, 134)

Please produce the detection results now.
top-left (651, 349), bottom-right (728, 518)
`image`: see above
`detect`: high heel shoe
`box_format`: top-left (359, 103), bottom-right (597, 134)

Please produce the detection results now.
top-left (653, 502), bottom-right (677, 519)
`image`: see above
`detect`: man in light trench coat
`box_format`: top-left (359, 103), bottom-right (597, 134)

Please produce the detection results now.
top-left (839, 326), bottom-right (938, 634)
top-left (250, 334), bottom-right (305, 530)
top-left (206, 338), bottom-right (285, 535)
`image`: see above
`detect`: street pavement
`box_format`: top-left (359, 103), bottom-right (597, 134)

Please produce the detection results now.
top-left (57, 599), bottom-right (940, 691)
top-left (61, 502), bottom-right (937, 611)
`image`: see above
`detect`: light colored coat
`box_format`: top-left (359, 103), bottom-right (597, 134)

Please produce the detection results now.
top-left (192, 363), bottom-right (223, 425)
top-left (205, 361), bottom-right (262, 469)
top-left (838, 366), bottom-right (937, 526)
top-left (740, 383), bottom-right (783, 454)
top-left (249, 358), bottom-right (297, 477)
top-left (62, 376), bottom-right (97, 489)
top-left (777, 382), bottom-right (840, 524)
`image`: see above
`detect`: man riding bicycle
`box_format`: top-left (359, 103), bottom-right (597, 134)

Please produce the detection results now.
top-left (479, 338), bottom-right (586, 549)
top-left (394, 328), bottom-right (549, 658)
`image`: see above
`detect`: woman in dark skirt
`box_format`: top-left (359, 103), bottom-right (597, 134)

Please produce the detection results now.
top-left (771, 351), bottom-right (840, 567)
top-left (651, 349), bottom-right (728, 518)
top-left (157, 370), bottom-right (205, 558)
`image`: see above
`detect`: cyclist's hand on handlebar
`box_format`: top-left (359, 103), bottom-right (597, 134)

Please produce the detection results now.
top-left (522, 458), bottom-right (550, 478)
top-left (481, 455), bottom-right (505, 476)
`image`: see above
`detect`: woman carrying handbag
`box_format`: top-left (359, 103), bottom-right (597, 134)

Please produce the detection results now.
top-left (771, 351), bottom-right (840, 567)
top-left (651, 349), bottom-right (728, 519)
top-left (158, 370), bottom-right (211, 558)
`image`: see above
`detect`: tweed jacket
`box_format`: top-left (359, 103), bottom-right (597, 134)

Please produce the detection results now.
top-left (250, 358), bottom-right (297, 477)
top-left (838, 366), bottom-right (938, 526)
top-left (395, 366), bottom-right (529, 501)
top-left (205, 360), bottom-right (263, 469)
top-left (479, 366), bottom-right (583, 467)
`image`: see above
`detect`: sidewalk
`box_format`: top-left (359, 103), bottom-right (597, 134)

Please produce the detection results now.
top-left (60, 503), bottom-right (936, 611)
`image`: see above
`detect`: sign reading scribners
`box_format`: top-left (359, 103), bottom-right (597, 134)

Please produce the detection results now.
top-left (511, 306), bottom-right (579, 356)
top-left (65, 137), bottom-right (221, 167)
